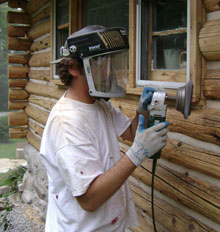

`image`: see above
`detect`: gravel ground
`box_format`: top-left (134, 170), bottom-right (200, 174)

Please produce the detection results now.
top-left (0, 193), bottom-right (45, 232)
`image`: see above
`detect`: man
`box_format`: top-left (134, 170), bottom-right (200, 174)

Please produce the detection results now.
top-left (40, 25), bottom-right (169, 232)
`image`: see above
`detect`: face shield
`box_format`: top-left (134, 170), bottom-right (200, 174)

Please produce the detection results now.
top-left (83, 50), bottom-right (128, 98)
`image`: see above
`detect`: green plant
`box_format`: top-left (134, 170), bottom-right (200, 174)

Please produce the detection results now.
top-left (0, 196), bottom-right (13, 231)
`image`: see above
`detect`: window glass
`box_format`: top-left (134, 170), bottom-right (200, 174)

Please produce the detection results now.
top-left (82, 0), bottom-right (129, 33)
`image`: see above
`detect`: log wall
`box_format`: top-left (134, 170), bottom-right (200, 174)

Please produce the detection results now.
top-left (7, 0), bottom-right (220, 231)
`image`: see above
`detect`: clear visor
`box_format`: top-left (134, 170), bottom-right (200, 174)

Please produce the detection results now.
top-left (89, 51), bottom-right (128, 95)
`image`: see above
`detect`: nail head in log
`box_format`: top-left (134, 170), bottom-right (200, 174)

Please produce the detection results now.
top-left (7, 25), bottom-right (30, 37)
top-left (8, 54), bottom-right (29, 65)
top-left (9, 127), bottom-right (28, 139)
top-left (8, 66), bottom-right (29, 79)
top-left (9, 89), bottom-right (29, 101)
top-left (8, 111), bottom-right (28, 127)
top-left (8, 101), bottom-right (27, 110)
top-left (7, 11), bottom-right (30, 24)
top-left (8, 0), bottom-right (26, 9)
top-left (8, 37), bottom-right (31, 51)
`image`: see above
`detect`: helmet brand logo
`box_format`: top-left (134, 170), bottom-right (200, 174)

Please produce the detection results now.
top-left (89, 44), bottom-right (101, 51)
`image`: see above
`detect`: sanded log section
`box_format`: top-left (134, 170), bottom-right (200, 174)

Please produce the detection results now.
top-left (8, 66), bottom-right (29, 79)
top-left (204, 0), bottom-right (220, 12)
top-left (9, 89), bottom-right (29, 101)
top-left (161, 139), bottom-right (220, 179)
top-left (130, 184), bottom-right (217, 232)
top-left (7, 25), bottom-right (29, 37)
top-left (30, 36), bottom-right (50, 52)
top-left (131, 159), bottom-right (220, 224)
top-left (8, 111), bottom-right (28, 127)
top-left (25, 82), bottom-right (65, 99)
top-left (8, 54), bottom-right (29, 64)
top-left (26, 0), bottom-right (50, 15)
top-left (31, 6), bottom-right (50, 25)
top-left (8, 37), bottom-right (31, 51)
top-left (111, 98), bottom-right (220, 146)
top-left (27, 131), bottom-right (41, 150)
top-left (204, 69), bottom-right (220, 99)
top-left (28, 20), bottom-right (50, 40)
top-left (199, 19), bottom-right (220, 61)
top-left (29, 51), bottom-right (51, 67)
top-left (25, 104), bottom-right (49, 125)
top-left (29, 69), bottom-right (50, 81)
top-left (28, 120), bottom-right (44, 137)
top-left (8, 101), bottom-right (27, 110)
top-left (28, 95), bottom-right (56, 110)
top-left (9, 127), bottom-right (28, 139)
top-left (8, 0), bottom-right (26, 9)
top-left (8, 79), bottom-right (27, 88)
top-left (7, 11), bottom-right (30, 24)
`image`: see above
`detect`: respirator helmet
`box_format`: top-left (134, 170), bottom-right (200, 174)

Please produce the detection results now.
top-left (52, 25), bottom-right (129, 98)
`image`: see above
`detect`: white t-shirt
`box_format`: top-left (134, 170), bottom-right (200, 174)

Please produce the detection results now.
top-left (40, 93), bottom-right (138, 232)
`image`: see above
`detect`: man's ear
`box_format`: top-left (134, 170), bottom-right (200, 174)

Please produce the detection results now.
top-left (68, 62), bottom-right (80, 77)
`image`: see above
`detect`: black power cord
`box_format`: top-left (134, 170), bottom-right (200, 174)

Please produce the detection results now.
top-left (151, 158), bottom-right (158, 232)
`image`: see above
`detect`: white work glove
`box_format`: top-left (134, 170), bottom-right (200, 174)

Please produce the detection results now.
top-left (126, 114), bottom-right (169, 167)
top-left (137, 87), bottom-right (155, 114)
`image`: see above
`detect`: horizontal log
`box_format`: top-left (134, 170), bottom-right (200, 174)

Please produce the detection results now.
top-left (7, 11), bottom-right (30, 24)
top-left (206, 69), bottom-right (220, 79)
top-left (204, 79), bottom-right (220, 99)
top-left (27, 130), bottom-right (41, 150)
top-left (26, 0), bottom-right (50, 15)
top-left (9, 89), bottom-right (29, 101)
top-left (8, 101), bottom-right (27, 110)
top-left (8, 66), bottom-right (29, 79)
top-left (8, 54), bottom-right (29, 65)
top-left (8, 37), bottom-right (31, 51)
top-left (25, 104), bottom-right (49, 125)
top-left (204, 0), bottom-right (220, 12)
top-left (31, 6), bottom-right (50, 25)
top-left (25, 82), bottom-right (65, 100)
top-left (8, 79), bottom-right (27, 88)
top-left (130, 184), bottom-right (217, 232)
top-left (28, 95), bottom-right (56, 110)
top-left (29, 51), bottom-right (51, 67)
top-left (199, 19), bottom-right (220, 61)
top-left (28, 120), bottom-right (44, 137)
top-left (28, 69), bottom-right (51, 81)
top-left (111, 98), bottom-right (220, 146)
top-left (9, 127), bottom-right (28, 139)
top-left (8, 0), bottom-right (26, 9)
top-left (7, 25), bottom-right (30, 37)
top-left (8, 111), bottom-right (28, 127)
top-left (30, 35), bottom-right (50, 52)
top-left (161, 139), bottom-right (220, 179)
top-left (132, 160), bottom-right (220, 224)
top-left (28, 20), bottom-right (50, 40)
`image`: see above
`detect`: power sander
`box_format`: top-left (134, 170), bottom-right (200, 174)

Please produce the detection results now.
top-left (147, 80), bottom-right (193, 232)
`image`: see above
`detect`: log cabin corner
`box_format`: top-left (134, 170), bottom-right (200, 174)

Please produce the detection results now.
top-left (1, 0), bottom-right (220, 231)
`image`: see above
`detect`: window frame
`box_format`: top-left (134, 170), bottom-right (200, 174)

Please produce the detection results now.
top-left (127, 0), bottom-right (203, 102)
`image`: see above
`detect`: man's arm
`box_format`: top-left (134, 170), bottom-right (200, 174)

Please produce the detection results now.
top-left (76, 155), bottom-right (136, 212)
top-left (120, 111), bottom-right (139, 142)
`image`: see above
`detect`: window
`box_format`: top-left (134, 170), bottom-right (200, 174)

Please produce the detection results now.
top-left (53, 0), bottom-right (69, 79)
top-left (136, 0), bottom-right (190, 89)
top-left (82, 0), bottom-right (129, 34)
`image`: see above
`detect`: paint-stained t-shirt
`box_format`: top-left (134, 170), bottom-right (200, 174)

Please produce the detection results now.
top-left (40, 92), bottom-right (138, 232)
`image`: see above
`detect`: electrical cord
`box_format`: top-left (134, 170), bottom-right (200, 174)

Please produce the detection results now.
top-left (151, 158), bottom-right (158, 232)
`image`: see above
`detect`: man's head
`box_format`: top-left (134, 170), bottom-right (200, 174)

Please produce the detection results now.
top-left (52, 25), bottom-right (129, 97)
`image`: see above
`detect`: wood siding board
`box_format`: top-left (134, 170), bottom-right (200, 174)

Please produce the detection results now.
top-left (30, 35), bottom-right (50, 52)
top-left (204, 0), bottom-right (220, 12)
top-left (8, 0), bottom-right (26, 9)
top-left (25, 82), bottom-right (65, 99)
top-left (26, 0), bottom-right (50, 15)
top-left (8, 79), bottom-right (27, 88)
top-left (8, 37), bottom-right (31, 51)
top-left (8, 66), bottom-right (29, 79)
top-left (204, 79), bottom-right (220, 99)
top-left (7, 25), bottom-right (30, 37)
top-left (8, 111), bottom-right (28, 127)
top-left (7, 11), bottom-right (30, 24)
top-left (28, 120), bottom-right (44, 137)
top-left (9, 89), bottom-right (29, 101)
top-left (28, 95), bottom-right (56, 110)
top-left (28, 69), bottom-right (51, 81)
top-left (31, 6), bottom-right (50, 25)
top-left (25, 104), bottom-right (49, 125)
top-left (28, 20), bottom-right (50, 40)
top-left (29, 51), bottom-right (51, 67)
top-left (8, 54), bottom-right (29, 65)
top-left (27, 130), bottom-right (41, 150)
top-left (9, 127), bottom-right (28, 139)
top-left (8, 101), bottom-right (27, 110)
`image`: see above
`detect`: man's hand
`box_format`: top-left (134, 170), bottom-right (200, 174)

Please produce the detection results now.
top-left (126, 114), bottom-right (169, 166)
top-left (137, 87), bottom-right (155, 114)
